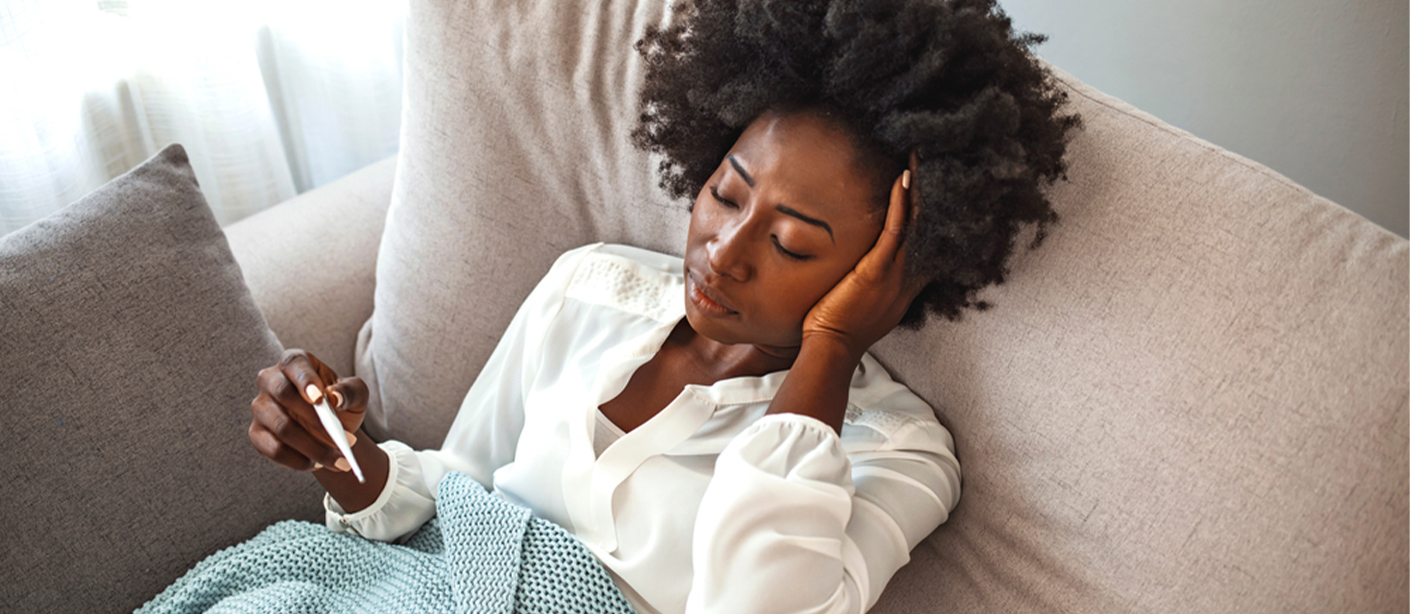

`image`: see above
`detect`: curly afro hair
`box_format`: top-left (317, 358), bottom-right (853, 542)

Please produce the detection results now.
top-left (631, 0), bottom-right (1082, 327)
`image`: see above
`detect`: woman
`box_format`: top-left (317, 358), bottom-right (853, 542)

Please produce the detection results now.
top-left (246, 0), bottom-right (1078, 612)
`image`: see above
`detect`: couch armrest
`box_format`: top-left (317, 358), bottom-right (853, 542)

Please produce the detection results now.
top-left (225, 155), bottom-right (396, 377)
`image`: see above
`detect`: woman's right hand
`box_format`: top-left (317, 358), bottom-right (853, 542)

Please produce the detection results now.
top-left (249, 348), bottom-right (370, 473)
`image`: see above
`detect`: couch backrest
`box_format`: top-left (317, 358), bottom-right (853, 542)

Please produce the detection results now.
top-left (359, 0), bottom-right (1409, 610)
top-left (867, 65), bottom-right (1409, 612)
top-left (357, 0), bottom-right (681, 446)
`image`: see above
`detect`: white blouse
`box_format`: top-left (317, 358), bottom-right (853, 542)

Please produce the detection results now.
top-left (324, 243), bottom-right (962, 614)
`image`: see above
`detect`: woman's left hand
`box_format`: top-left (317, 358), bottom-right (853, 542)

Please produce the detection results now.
top-left (801, 154), bottom-right (925, 361)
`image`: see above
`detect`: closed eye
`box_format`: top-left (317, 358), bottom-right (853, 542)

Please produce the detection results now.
top-left (709, 185), bottom-right (738, 209)
top-left (711, 184), bottom-right (811, 261)
top-left (772, 236), bottom-right (811, 261)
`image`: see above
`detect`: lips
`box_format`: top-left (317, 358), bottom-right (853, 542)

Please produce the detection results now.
top-left (687, 270), bottom-right (738, 316)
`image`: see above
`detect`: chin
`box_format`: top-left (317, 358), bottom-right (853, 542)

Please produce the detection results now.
top-left (684, 306), bottom-right (799, 350)
top-left (683, 308), bottom-right (740, 344)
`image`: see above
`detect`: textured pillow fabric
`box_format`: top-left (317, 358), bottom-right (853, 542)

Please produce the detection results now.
top-left (366, 0), bottom-right (1408, 611)
top-left (226, 154), bottom-right (397, 379)
top-left (865, 66), bottom-right (1409, 613)
top-left (0, 144), bottom-right (325, 613)
top-left (357, 0), bottom-right (682, 448)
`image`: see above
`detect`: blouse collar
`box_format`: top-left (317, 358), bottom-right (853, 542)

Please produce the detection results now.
top-left (600, 288), bottom-right (795, 409)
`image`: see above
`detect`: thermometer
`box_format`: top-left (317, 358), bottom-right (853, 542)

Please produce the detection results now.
top-left (310, 386), bottom-right (364, 483)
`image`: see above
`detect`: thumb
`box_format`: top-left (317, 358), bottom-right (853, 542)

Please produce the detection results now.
top-left (326, 376), bottom-right (370, 432)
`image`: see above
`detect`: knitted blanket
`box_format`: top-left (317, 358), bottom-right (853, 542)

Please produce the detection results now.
top-left (136, 471), bottom-right (635, 614)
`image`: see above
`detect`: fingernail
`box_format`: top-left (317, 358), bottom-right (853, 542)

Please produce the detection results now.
top-left (305, 384), bottom-right (323, 404)
top-left (901, 170), bottom-right (911, 190)
top-left (330, 389), bottom-right (344, 408)
top-left (344, 430), bottom-right (357, 446)
top-left (334, 458), bottom-right (351, 472)
top-left (312, 462), bottom-right (324, 470)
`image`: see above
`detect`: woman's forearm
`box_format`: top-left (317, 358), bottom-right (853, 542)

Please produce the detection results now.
top-left (312, 428), bottom-right (392, 513)
top-left (764, 337), bottom-right (861, 433)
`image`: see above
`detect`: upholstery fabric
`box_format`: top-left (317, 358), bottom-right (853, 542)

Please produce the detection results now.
top-left (358, 0), bottom-right (681, 448)
top-left (364, 0), bottom-right (1408, 610)
top-left (865, 67), bottom-right (1409, 613)
top-left (227, 154), bottom-right (396, 378)
top-left (0, 144), bottom-right (324, 614)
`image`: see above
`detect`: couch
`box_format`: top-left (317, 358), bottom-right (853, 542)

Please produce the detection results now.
top-left (3, 0), bottom-right (1405, 611)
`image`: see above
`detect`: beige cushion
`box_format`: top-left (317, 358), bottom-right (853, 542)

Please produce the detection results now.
top-left (867, 66), bottom-right (1409, 612)
top-left (364, 0), bottom-right (1409, 610)
top-left (227, 154), bottom-right (396, 378)
top-left (357, 0), bottom-right (680, 448)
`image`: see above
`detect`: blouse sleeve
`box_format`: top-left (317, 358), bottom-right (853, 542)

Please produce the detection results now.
top-left (324, 244), bottom-right (600, 543)
top-left (685, 405), bottom-right (960, 614)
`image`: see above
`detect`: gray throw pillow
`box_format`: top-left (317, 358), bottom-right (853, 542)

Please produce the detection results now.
top-left (0, 144), bottom-right (325, 613)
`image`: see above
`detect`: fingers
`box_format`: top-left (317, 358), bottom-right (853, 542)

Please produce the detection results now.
top-left (251, 349), bottom-right (367, 474)
top-left (888, 152), bottom-right (923, 265)
top-left (249, 419), bottom-right (314, 471)
top-left (864, 164), bottom-right (913, 269)
top-left (326, 376), bottom-right (369, 432)
top-left (276, 349), bottom-right (345, 447)
top-left (869, 152), bottom-right (927, 306)
top-left (256, 364), bottom-right (331, 450)
top-left (278, 349), bottom-right (338, 407)
top-left (249, 394), bottom-right (347, 471)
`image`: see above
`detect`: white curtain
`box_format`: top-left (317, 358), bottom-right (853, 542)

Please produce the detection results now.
top-left (0, 0), bottom-right (404, 235)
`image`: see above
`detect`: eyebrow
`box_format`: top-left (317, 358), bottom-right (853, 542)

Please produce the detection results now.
top-left (727, 154), bottom-right (755, 187)
top-left (775, 205), bottom-right (834, 243)
top-left (726, 154), bottom-right (835, 243)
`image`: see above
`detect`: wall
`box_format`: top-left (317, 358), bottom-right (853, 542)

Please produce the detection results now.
top-left (1000, 0), bottom-right (1408, 237)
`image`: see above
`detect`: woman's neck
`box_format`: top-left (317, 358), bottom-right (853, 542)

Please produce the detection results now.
top-left (668, 319), bottom-right (798, 382)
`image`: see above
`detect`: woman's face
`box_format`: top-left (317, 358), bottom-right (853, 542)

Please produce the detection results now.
top-left (683, 110), bottom-right (886, 353)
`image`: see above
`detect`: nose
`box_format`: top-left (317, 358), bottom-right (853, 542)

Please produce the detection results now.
top-left (705, 217), bottom-right (753, 283)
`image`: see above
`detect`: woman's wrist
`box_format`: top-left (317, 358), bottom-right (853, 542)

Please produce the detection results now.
top-left (313, 428), bottom-right (391, 513)
top-left (765, 336), bottom-right (862, 433)
top-left (798, 331), bottom-right (867, 367)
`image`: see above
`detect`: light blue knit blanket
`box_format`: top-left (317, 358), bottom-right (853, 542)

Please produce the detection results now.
top-left (136, 471), bottom-right (635, 614)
